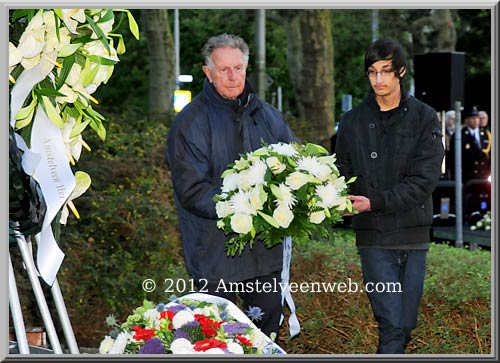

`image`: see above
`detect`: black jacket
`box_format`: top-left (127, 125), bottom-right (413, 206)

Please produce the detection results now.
top-left (166, 79), bottom-right (296, 283)
top-left (335, 92), bottom-right (444, 247)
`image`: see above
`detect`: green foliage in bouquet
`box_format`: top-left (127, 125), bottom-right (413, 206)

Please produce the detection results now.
top-left (214, 142), bottom-right (356, 256)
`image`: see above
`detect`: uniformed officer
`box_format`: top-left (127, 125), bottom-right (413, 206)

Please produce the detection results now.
top-left (449, 108), bottom-right (490, 183)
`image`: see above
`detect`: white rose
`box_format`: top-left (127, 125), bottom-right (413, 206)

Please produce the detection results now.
top-left (231, 213), bottom-right (253, 234)
top-left (99, 336), bottom-right (115, 354)
top-left (285, 171), bottom-right (310, 190)
top-left (172, 310), bottom-right (195, 329)
top-left (216, 201), bottom-right (233, 218)
top-left (273, 206), bottom-right (294, 228)
top-left (237, 169), bottom-right (252, 191)
top-left (171, 338), bottom-right (194, 354)
top-left (226, 342), bottom-right (245, 354)
top-left (266, 156), bottom-right (286, 175)
top-left (309, 210), bottom-right (326, 224)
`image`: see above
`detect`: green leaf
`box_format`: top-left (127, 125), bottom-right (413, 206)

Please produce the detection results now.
top-left (35, 88), bottom-right (66, 97)
top-left (40, 96), bottom-right (64, 128)
top-left (69, 118), bottom-right (90, 139)
top-left (125, 10), bottom-right (140, 40)
top-left (89, 117), bottom-right (106, 141)
top-left (57, 54), bottom-right (75, 90)
top-left (85, 14), bottom-right (111, 54)
top-left (116, 34), bottom-right (126, 55)
top-left (11, 9), bottom-right (33, 22)
top-left (87, 55), bottom-right (118, 66)
top-left (305, 142), bottom-right (328, 156)
top-left (257, 211), bottom-right (280, 229)
top-left (58, 43), bottom-right (81, 57)
top-left (221, 169), bottom-right (234, 179)
top-left (270, 184), bottom-right (282, 199)
top-left (347, 176), bottom-right (357, 184)
top-left (15, 97), bottom-right (37, 122)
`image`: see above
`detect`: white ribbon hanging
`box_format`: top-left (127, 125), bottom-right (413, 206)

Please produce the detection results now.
top-left (280, 236), bottom-right (301, 337)
top-left (10, 65), bottom-right (75, 286)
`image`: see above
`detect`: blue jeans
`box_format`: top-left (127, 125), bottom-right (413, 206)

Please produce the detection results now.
top-left (358, 248), bottom-right (427, 354)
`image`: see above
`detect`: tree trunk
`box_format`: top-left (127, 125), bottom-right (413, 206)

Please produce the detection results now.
top-left (281, 10), bottom-right (335, 148)
top-left (140, 9), bottom-right (176, 121)
top-left (411, 9), bottom-right (457, 54)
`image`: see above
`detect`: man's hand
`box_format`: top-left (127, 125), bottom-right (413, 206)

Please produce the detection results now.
top-left (348, 195), bottom-right (371, 213)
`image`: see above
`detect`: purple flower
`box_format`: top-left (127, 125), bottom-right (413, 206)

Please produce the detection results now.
top-left (174, 329), bottom-right (190, 340)
top-left (138, 338), bottom-right (165, 354)
top-left (168, 304), bottom-right (188, 314)
top-left (246, 306), bottom-right (265, 322)
top-left (223, 322), bottom-right (251, 337)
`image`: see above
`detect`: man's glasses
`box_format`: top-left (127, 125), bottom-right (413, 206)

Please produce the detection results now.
top-left (365, 69), bottom-right (395, 78)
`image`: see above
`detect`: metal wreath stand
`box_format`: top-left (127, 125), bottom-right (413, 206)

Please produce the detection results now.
top-left (9, 226), bottom-right (80, 355)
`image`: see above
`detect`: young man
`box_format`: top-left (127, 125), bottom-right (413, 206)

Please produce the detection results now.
top-left (165, 34), bottom-right (296, 338)
top-left (335, 39), bottom-right (444, 354)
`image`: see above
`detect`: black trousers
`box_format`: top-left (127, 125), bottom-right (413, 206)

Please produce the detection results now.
top-left (198, 271), bottom-right (283, 340)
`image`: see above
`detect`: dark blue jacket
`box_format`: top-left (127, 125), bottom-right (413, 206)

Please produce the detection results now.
top-left (335, 92), bottom-right (444, 247)
top-left (166, 79), bottom-right (297, 283)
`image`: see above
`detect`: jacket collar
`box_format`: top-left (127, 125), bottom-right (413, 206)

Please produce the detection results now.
top-left (202, 78), bottom-right (256, 109)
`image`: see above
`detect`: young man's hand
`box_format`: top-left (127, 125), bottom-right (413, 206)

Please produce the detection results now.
top-left (348, 195), bottom-right (371, 213)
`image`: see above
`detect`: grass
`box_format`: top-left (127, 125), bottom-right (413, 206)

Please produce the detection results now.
top-left (277, 228), bottom-right (491, 354)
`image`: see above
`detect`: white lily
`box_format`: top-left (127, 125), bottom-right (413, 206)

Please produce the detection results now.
top-left (59, 171), bottom-right (91, 224)
top-left (17, 11), bottom-right (46, 59)
top-left (60, 9), bottom-right (86, 34)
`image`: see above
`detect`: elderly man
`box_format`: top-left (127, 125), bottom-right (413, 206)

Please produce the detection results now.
top-left (166, 33), bottom-right (296, 339)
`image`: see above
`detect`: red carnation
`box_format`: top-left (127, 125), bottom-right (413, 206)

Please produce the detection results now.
top-left (132, 326), bottom-right (156, 341)
top-left (236, 335), bottom-right (253, 346)
top-left (193, 338), bottom-right (228, 352)
top-left (195, 315), bottom-right (222, 337)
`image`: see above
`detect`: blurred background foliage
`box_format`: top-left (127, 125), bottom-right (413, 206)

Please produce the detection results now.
top-left (9, 8), bottom-right (492, 353)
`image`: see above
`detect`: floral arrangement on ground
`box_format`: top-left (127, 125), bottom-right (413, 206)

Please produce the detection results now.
top-left (214, 142), bottom-right (356, 256)
top-left (99, 293), bottom-right (285, 355)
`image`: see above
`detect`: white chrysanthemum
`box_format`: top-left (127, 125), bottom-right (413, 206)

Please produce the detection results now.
top-left (222, 172), bottom-right (239, 193)
top-left (309, 210), bottom-right (326, 224)
top-left (274, 184), bottom-right (297, 209)
top-left (296, 156), bottom-right (324, 177)
top-left (172, 310), bottom-right (195, 329)
top-left (333, 175), bottom-right (346, 190)
top-left (273, 206), bottom-right (294, 228)
top-left (99, 336), bottom-right (115, 354)
top-left (230, 213), bottom-right (253, 234)
top-left (315, 183), bottom-right (340, 208)
top-left (171, 338), bottom-right (194, 354)
top-left (216, 201), bottom-right (232, 218)
top-left (269, 143), bottom-right (298, 157)
top-left (230, 191), bottom-right (256, 215)
top-left (315, 163), bottom-right (332, 182)
top-left (226, 342), bottom-right (245, 354)
top-left (108, 331), bottom-right (132, 354)
top-left (248, 160), bottom-right (267, 186)
top-left (285, 171), bottom-right (310, 190)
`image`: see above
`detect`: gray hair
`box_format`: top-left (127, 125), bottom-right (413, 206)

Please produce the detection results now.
top-left (445, 110), bottom-right (455, 122)
top-left (201, 33), bottom-right (250, 69)
top-left (479, 110), bottom-right (488, 120)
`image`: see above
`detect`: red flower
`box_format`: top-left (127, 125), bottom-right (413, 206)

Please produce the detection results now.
top-left (236, 335), bottom-right (253, 346)
top-left (194, 315), bottom-right (222, 337)
top-left (132, 326), bottom-right (156, 341)
top-left (193, 338), bottom-right (228, 352)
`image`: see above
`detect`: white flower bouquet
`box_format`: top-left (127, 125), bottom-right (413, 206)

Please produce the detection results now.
top-left (470, 211), bottom-right (491, 231)
top-left (214, 142), bottom-right (356, 256)
top-left (99, 293), bottom-right (285, 355)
